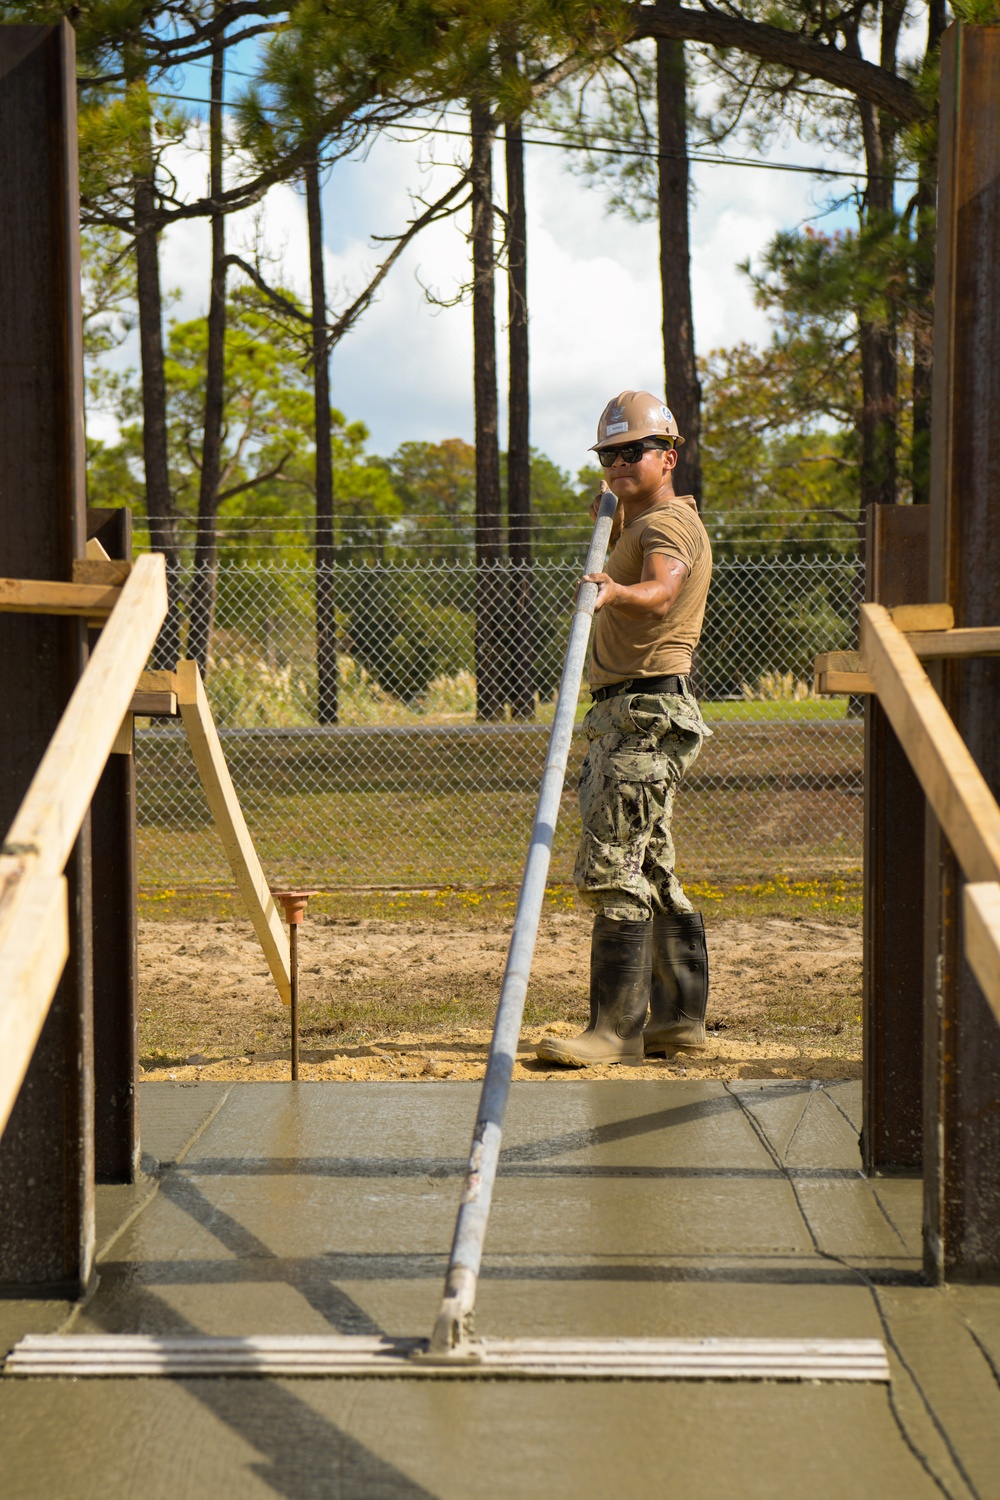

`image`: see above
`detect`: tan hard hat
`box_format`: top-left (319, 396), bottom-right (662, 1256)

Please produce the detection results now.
top-left (591, 390), bottom-right (684, 450)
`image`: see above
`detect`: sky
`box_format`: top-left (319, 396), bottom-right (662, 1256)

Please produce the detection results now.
top-left (95, 59), bottom-right (869, 479)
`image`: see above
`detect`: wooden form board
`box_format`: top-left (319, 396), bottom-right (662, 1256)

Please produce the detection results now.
top-left (137, 670), bottom-right (177, 693)
top-left (129, 691), bottom-right (176, 716)
top-left (815, 628), bottom-right (1000, 695)
top-left (72, 559), bottom-right (131, 588)
top-left (0, 875), bottom-right (68, 1138)
top-left (0, 577), bottom-right (121, 618)
top-left (175, 661), bottom-right (291, 1006)
top-left (0, 555), bottom-right (167, 1138)
top-left (907, 626), bottom-right (1000, 658)
top-left (889, 603), bottom-right (953, 632)
top-left (964, 883), bottom-right (1000, 1030)
top-left (814, 652), bottom-right (875, 696)
top-left (859, 603), bottom-right (1000, 885)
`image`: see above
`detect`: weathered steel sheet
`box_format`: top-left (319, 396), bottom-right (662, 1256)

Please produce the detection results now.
top-left (88, 508), bottom-right (140, 1183)
top-left (0, 23), bottom-right (94, 1292)
top-left (925, 23), bottom-right (1000, 1280)
top-left (863, 504), bottom-right (928, 1173)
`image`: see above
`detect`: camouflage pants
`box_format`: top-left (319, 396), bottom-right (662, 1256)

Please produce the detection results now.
top-left (574, 688), bottom-right (709, 922)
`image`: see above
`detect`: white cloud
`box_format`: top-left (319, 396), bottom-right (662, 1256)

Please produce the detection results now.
top-left (99, 111), bottom-right (864, 479)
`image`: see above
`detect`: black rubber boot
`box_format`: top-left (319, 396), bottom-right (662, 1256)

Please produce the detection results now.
top-left (643, 911), bottom-right (709, 1056)
top-left (536, 915), bottom-right (652, 1067)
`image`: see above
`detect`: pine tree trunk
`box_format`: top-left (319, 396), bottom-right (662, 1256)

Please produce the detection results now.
top-left (306, 156), bottom-right (338, 725)
top-left (505, 117), bottom-right (534, 720)
top-left (911, 0), bottom-right (945, 506)
top-left (855, 116), bottom-right (897, 507)
top-left (134, 118), bottom-right (182, 668)
top-left (471, 97), bottom-right (507, 722)
top-left (189, 35), bottom-right (226, 673)
top-left (657, 39), bottom-right (702, 505)
top-left (854, 1), bottom-right (903, 508)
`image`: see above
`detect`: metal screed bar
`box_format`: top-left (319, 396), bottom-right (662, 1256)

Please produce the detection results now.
top-left (427, 490), bottom-right (620, 1356)
top-left (4, 1334), bottom-right (890, 1382)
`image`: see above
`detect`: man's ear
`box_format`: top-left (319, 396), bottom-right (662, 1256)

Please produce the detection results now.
top-left (664, 447), bottom-right (679, 471)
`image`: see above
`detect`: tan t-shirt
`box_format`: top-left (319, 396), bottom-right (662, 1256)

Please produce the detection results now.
top-left (588, 494), bottom-right (712, 686)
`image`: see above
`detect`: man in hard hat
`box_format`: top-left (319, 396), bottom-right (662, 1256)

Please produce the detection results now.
top-left (536, 391), bottom-right (712, 1068)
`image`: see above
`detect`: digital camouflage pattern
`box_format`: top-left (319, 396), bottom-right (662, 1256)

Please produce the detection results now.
top-left (574, 689), bottom-right (710, 921)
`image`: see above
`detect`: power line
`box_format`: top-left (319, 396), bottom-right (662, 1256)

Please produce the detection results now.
top-left (135, 83), bottom-right (901, 183)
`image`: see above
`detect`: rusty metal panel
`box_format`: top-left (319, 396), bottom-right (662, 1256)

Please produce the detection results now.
top-left (88, 509), bottom-right (140, 1183)
top-left (925, 23), bottom-right (1000, 1281)
top-left (862, 504), bottom-right (927, 1174)
top-left (0, 23), bottom-right (94, 1293)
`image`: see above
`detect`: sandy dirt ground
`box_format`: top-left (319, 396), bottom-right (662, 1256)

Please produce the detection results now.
top-left (139, 908), bottom-right (861, 1083)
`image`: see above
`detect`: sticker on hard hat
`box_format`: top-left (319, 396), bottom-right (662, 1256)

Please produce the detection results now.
top-left (662, 407), bottom-right (673, 420)
top-left (605, 421), bottom-right (629, 436)
top-left (609, 404), bottom-right (625, 420)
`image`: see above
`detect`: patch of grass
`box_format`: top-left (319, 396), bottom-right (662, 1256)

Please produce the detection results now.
top-left (139, 875), bottom-right (860, 928)
top-left (683, 873), bottom-right (862, 923)
top-left (701, 697), bottom-right (854, 723)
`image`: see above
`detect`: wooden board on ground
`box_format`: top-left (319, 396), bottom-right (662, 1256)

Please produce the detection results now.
top-left (175, 659), bottom-right (291, 1006)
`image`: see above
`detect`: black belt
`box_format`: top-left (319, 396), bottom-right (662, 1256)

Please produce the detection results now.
top-left (590, 674), bottom-right (687, 703)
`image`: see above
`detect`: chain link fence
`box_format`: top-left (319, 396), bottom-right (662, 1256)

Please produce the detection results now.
top-left (135, 545), bottom-right (864, 891)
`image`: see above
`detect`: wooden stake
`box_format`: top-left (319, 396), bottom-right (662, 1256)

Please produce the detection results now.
top-left (175, 661), bottom-right (291, 1005)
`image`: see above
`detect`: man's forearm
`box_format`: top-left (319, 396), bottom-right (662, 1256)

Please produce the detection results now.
top-left (602, 580), bottom-right (674, 619)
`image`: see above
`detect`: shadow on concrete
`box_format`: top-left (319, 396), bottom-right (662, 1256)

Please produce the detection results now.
top-left (87, 1279), bottom-right (435, 1500)
top-left (158, 1173), bottom-right (383, 1337)
top-left (199, 1378), bottom-right (439, 1500)
top-left (94, 1249), bottom-right (924, 1295)
top-left (178, 1157), bottom-right (862, 1180)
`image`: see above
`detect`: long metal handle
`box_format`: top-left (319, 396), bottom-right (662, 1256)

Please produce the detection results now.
top-left (427, 489), bottom-right (619, 1356)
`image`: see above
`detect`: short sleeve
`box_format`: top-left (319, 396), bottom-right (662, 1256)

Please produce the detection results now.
top-left (643, 513), bottom-right (697, 572)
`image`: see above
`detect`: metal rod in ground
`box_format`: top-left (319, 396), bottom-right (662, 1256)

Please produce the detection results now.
top-left (271, 891), bottom-right (319, 1082)
top-left (290, 923), bottom-right (299, 1081)
top-left (427, 489), bottom-right (619, 1356)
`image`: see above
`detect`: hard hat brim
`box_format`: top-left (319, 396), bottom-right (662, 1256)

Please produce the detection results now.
top-left (589, 431), bottom-right (685, 452)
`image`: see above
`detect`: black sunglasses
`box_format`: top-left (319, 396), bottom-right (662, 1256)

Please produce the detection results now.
top-left (597, 439), bottom-right (671, 468)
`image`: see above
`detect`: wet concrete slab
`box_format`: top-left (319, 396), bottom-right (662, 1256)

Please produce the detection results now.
top-left (1, 1079), bottom-right (997, 1499)
top-left (0, 1083), bottom-right (232, 1357)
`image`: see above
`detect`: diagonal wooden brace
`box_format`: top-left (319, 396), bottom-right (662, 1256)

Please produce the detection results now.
top-left (175, 661), bottom-right (291, 1006)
